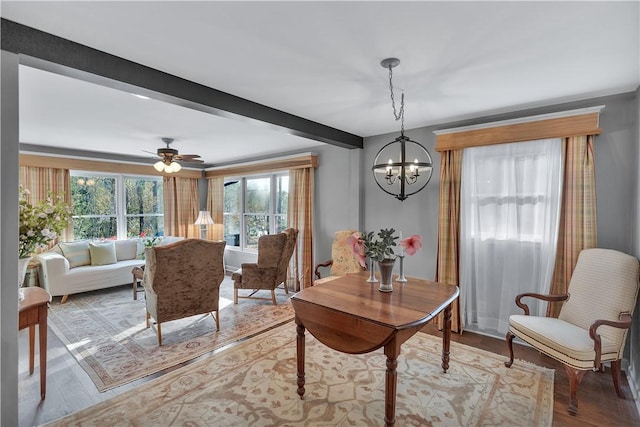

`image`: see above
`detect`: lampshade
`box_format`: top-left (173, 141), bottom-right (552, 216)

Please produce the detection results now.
top-left (153, 160), bottom-right (182, 173)
top-left (194, 210), bottom-right (215, 225)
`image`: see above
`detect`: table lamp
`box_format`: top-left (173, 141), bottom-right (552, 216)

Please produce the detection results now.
top-left (194, 210), bottom-right (215, 239)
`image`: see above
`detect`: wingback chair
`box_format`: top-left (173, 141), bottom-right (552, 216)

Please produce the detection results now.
top-left (232, 228), bottom-right (298, 305)
top-left (505, 248), bottom-right (640, 415)
top-left (143, 238), bottom-right (226, 346)
top-left (314, 229), bottom-right (365, 285)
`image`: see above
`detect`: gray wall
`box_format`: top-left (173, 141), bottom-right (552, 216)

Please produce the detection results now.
top-left (631, 85), bottom-right (640, 410)
top-left (1, 50), bottom-right (20, 426)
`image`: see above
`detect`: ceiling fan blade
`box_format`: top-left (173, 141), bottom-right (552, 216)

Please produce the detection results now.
top-left (178, 158), bottom-right (204, 163)
top-left (175, 154), bottom-right (201, 159)
top-left (142, 149), bottom-right (159, 156)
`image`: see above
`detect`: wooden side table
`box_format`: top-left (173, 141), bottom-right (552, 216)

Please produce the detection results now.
top-left (19, 286), bottom-right (51, 400)
top-left (132, 266), bottom-right (145, 300)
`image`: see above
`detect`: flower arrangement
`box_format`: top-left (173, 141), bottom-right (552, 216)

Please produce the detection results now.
top-left (347, 228), bottom-right (422, 266)
top-left (140, 231), bottom-right (161, 248)
top-left (19, 187), bottom-right (72, 258)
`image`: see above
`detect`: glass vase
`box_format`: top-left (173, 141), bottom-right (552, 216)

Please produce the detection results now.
top-left (367, 257), bottom-right (378, 282)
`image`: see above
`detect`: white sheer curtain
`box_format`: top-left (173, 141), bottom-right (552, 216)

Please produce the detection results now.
top-left (460, 138), bottom-right (563, 335)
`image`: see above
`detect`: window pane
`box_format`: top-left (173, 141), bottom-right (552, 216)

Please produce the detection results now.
top-left (245, 214), bottom-right (269, 249)
top-left (276, 175), bottom-right (289, 215)
top-left (224, 181), bottom-right (241, 214)
top-left (275, 214), bottom-right (287, 233)
top-left (72, 176), bottom-right (116, 215)
top-left (246, 177), bottom-right (270, 213)
top-left (125, 178), bottom-right (163, 215)
top-left (224, 213), bottom-right (241, 247)
top-left (126, 216), bottom-right (164, 238)
top-left (73, 216), bottom-right (117, 240)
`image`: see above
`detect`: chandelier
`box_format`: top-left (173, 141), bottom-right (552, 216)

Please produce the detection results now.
top-left (372, 58), bottom-right (433, 201)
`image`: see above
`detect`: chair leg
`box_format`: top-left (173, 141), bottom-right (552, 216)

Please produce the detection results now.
top-left (146, 311), bottom-right (150, 328)
top-left (211, 310), bottom-right (220, 331)
top-left (565, 365), bottom-right (587, 416)
top-left (611, 359), bottom-right (626, 399)
top-left (271, 289), bottom-right (277, 305)
top-left (157, 323), bottom-right (162, 346)
top-left (234, 288), bottom-right (238, 304)
top-left (60, 295), bottom-right (69, 304)
top-left (504, 331), bottom-right (515, 368)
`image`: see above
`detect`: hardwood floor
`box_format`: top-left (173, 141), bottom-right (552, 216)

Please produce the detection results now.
top-left (18, 313), bottom-right (640, 426)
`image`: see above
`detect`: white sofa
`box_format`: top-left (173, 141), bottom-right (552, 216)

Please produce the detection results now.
top-left (38, 237), bottom-right (183, 302)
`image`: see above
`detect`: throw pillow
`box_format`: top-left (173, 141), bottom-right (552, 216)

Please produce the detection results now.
top-left (58, 241), bottom-right (91, 268)
top-left (89, 241), bottom-right (118, 266)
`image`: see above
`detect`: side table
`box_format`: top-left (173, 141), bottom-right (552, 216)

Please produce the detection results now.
top-left (132, 265), bottom-right (145, 300)
top-left (19, 286), bottom-right (51, 400)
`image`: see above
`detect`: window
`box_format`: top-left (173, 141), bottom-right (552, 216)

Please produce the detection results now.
top-left (71, 172), bottom-right (163, 240)
top-left (223, 173), bottom-right (288, 250)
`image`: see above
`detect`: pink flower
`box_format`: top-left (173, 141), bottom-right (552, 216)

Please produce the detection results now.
top-left (399, 234), bottom-right (422, 256)
top-left (347, 232), bottom-right (367, 268)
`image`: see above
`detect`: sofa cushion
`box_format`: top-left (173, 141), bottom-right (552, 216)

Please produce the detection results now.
top-left (89, 242), bottom-right (118, 266)
top-left (58, 241), bottom-right (91, 268)
top-left (114, 239), bottom-right (138, 261)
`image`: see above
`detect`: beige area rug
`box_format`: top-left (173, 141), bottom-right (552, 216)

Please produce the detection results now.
top-left (47, 322), bottom-right (554, 426)
top-left (47, 278), bottom-right (294, 392)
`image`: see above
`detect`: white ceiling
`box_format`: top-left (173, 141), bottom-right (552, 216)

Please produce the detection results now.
top-left (3, 1), bottom-right (639, 166)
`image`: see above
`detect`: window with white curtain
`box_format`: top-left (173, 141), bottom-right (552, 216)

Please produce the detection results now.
top-left (459, 138), bottom-right (563, 336)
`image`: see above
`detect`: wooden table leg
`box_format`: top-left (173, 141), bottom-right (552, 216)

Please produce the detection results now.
top-left (28, 325), bottom-right (35, 375)
top-left (383, 339), bottom-right (400, 427)
top-left (39, 304), bottom-right (48, 399)
top-left (442, 303), bottom-right (452, 373)
top-left (296, 320), bottom-right (306, 400)
top-left (133, 274), bottom-right (137, 300)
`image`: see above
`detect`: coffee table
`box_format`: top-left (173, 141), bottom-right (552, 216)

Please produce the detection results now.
top-left (291, 271), bottom-right (459, 427)
top-left (132, 266), bottom-right (144, 300)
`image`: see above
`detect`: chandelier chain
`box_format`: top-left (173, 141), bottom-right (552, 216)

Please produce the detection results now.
top-left (387, 65), bottom-right (405, 135)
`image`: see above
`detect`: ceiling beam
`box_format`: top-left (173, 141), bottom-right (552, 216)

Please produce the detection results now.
top-left (1, 18), bottom-right (363, 150)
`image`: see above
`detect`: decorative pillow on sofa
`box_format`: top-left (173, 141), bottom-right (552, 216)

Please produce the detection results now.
top-left (58, 241), bottom-right (91, 268)
top-left (89, 241), bottom-right (118, 266)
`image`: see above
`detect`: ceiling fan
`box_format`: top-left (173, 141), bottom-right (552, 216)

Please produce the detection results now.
top-left (146, 137), bottom-right (203, 173)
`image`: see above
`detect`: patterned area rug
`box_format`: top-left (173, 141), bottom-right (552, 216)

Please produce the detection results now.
top-left (47, 322), bottom-right (554, 426)
top-left (47, 278), bottom-right (293, 391)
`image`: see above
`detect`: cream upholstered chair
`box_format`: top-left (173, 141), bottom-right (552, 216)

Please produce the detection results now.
top-left (505, 248), bottom-right (640, 415)
top-left (232, 228), bottom-right (298, 305)
top-left (313, 229), bottom-right (365, 285)
top-left (143, 238), bottom-right (226, 346)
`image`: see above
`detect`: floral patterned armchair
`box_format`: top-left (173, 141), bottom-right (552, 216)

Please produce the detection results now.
top-left (143, 238), bottom-right (226, 346)
top-left (314, 229), bottom-right (365, 285)
top-left (232, 228), bottom-right (298, 305)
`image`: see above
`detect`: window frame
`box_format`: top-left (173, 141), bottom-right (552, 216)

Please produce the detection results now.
top-left (70, 170), bottom-right (164, 240)
top-left (223, 171), bottom-right (288, 252)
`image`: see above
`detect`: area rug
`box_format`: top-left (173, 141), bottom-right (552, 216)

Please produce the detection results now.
top-left (47, 322), bottom-right (554, 426)
top-left (47, 278), bottom-right (294, 392)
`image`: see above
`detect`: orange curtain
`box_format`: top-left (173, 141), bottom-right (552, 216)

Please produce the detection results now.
top-left (206, 176), bottom-right (224, 241)
top-left (163, 176), bottom-right (200, 238)
top-left (547, 135), bottom-right (598, 317)
top-left (435, 149), bottom-right (463, 332)
top-left (19, 165), bottom-right (72, 242)
top-left (288, 167), bottom-right (314, 290)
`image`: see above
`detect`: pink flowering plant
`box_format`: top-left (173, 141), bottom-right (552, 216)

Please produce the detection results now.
top-left (19, 187), bottom-right (72, 258)
top-left (347, 228), bottom-right (422, 266)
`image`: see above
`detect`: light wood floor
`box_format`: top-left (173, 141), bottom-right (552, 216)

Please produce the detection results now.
top-left (18, 302), bottom-right (640, 426)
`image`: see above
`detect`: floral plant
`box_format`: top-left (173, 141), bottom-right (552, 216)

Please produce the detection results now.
top-left (19, 187), bottom-right (72, 258)
top-left (140, 231), bottom-right (161, 248)
top-left (348, 228), bottom-right (422, 267)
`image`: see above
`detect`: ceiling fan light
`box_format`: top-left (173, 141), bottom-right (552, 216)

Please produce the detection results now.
top-left (170, 161), bottom-right (182, 172)
top-left (153, 161), bottom-right (165, 172)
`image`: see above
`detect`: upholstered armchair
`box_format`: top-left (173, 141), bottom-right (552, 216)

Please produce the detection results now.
top-left (143, 238), bottom-right (226, 346)
top-left (505, 248), bottom-right (640, 415)
top-left (232, 228), bottom-right (298, 305)
top-left (314, 229), bottom-right (365, 285)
